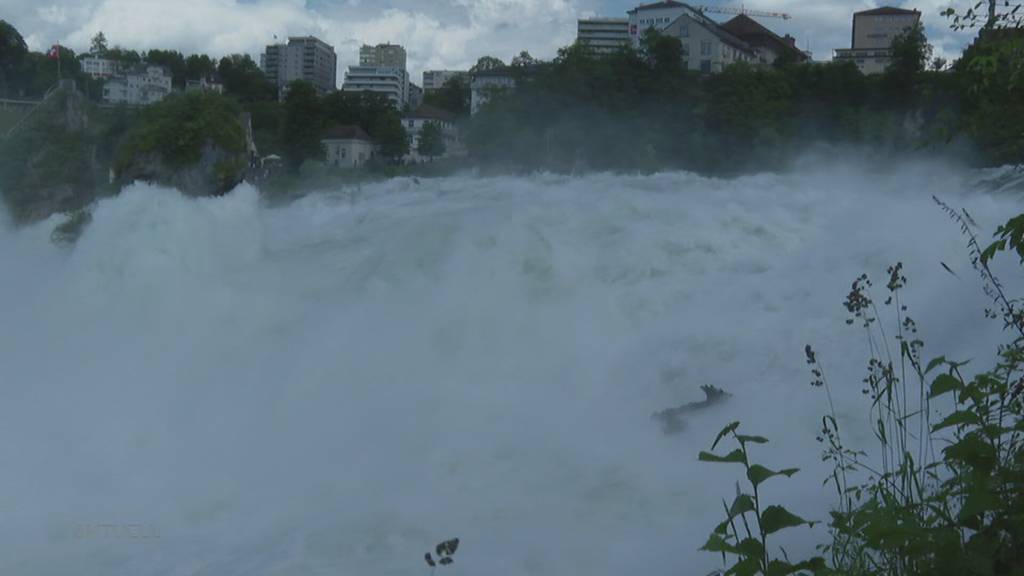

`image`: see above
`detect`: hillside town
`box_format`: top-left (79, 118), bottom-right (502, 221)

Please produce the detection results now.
top-left (3, 1), bottom-right (933, 171)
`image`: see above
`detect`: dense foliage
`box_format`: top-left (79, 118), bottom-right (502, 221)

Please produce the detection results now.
top-left (114, 90), bottom-right (245, 172)
top-left (467, 25), bottom-right (1017, 173)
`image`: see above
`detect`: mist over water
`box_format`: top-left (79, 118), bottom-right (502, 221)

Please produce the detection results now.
top-left (1, 161), bottom-right (1022, 575)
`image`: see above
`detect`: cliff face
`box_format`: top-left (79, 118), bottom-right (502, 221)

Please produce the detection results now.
top-left (113, 91), bottom-right (249, 197)
top-left (117, 139), bottom-right (247, 197)
top-left (0, 84), bottom-right (101, 223)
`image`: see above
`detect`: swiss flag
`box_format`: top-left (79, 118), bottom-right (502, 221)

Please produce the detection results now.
top-left (47, 45), bottom-right (60, 59)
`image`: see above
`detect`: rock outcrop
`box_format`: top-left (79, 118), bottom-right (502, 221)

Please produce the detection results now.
top-left (0, 82), bottom-right (101, 223)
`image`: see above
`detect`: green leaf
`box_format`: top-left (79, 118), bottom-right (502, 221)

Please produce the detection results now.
top-left (760, 505), bottom-right (813, 535)
top-left (712, 421), bottom-right (741, 450)
top-left (747, 465), bottom-right (800, 488)
top-left (699, 449), bottom-right (747, 465)
top-left (736, 434), bottom-right (770, 445)
top-left (979, 239), bottom-right (1005, 265)
top-left (729, 494), bottom-right (756, 519)
top-left (700, 532), bottom-right (739, 554)
top-left (932, 410), bottom-right (980, 432)
top-left (929, 373), bottom-right (962, 399)
top-left (924, 356), bottom-right (947, 375)
top-left (725, 557), bottom-right (762, 576)
top-left (735, 537), bottom-right (765, 559)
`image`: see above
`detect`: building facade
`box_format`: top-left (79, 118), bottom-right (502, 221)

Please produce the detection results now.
top-left (360, 44), bottom-right (407, 68)
top-left (343, 43), bottom-right (412, 108)
top-left (577, 18), bottom-right (631, 54)
top-left (833, 7), bottom-right (921, 75)
top-left (102, 64), bottom-right (173, 105)
top-left (627, 0), bottom-right (693, 46)
top-left (402, 105), bottom-right (464, 163)
top-left (260, 36), bottom-right (338, 96)
top-left (422, 70), bottom-right (469, 92)
top-left (342, 66), bottom-right (410, 108)
top-left (470, 68), bottom-right (517, 115)
top-left (720, 14), bottom-right (809, 66)
top-left (322, 126), bottom-right (376, 168)
top-left (81, 56), bottom-right (121, 79)
top-left (626, 1), bottom-right (757, 73)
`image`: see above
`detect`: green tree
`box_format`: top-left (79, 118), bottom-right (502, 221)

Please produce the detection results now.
top-left (104, 46), bottom-right (141, 65)
top-left (0, 20), bottom-right (27, 94)
top-left (218, 54), bottom-right (274, 102)
top-left (90, 31), bottom-right (108, 56)
top-left (185, 54), bottom-right (217, 81)
top-left (145, 49), bottom-right (187, 88)
top-left (281, 80), bottom-right (323, 172)
top-left (470, 56), bottom-right (505, 73)
top-left (640, 28), bottom-right (683, 76)
top-left (423, 75), bottom-right (470, 116)
top-left (511, 51), bottom-right (536, 67)
top-left (416, 121), bottom-right (446, 159)
top-left (372, 116), bottom-right (409, 161)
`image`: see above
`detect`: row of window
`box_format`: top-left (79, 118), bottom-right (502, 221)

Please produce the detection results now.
top-left (637, 16), bottom-right (672, 25)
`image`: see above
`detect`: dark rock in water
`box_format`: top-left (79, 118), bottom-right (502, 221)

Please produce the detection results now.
top-left (50, 209), bottom-right (92, 245)
top-left (652, 385), bottom-right (731, 434)
top-left (117, 141), bottom-right (246, 197)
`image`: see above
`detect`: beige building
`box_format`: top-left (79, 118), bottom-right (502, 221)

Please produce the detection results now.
top-left (422, 70), bottom-right (468, 92)
top-left (360, 43), bottom-right (407, 69)
top-left (260, 36), bottom-right (338, 97)
top-left (322, 126), bottom-right (375, 168)
top-left (833, 7), bottom-right (921, 75)
top-left (577, 18), bottom-right (631, 54)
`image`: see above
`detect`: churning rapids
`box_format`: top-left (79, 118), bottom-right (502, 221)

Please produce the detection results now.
top-left (1, 161), bottom-right (1022, 576)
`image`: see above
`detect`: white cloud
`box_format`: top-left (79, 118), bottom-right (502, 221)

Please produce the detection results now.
top-left (2, 0), bottom-right (979, 85)
top-left (3, 0), bottom-right (580, 85)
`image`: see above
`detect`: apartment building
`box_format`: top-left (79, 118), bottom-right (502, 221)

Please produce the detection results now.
top-left (80, 55), bottom-right (121, 79)
top-left (102, 64), bottom-right (172, 105)
top-left (422, 70), bottom-right (469, 92)
top-left (577, 18), bottom-right (631, 54)
top-left (343, 43), bottom-right (411, 108)
top-left (833, 7), bottom-right (921, 74)
top-left (260, 36), bottom-right (338, 96)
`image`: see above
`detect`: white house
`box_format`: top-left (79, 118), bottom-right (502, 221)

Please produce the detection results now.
top-left (186, 77), bottom-right (224, 94)
top-left (102, 64), bottom-right (173, 105)
top-left (470, 67), bottom-right (517, 115)
top-left (80, 55), bottom-right (121, 79)
top-left (322, 125), bottom-right (376, 168)
top-left (662, 10), bottom-right (757, 73)
top-left (402, 105), bottom-right (464, 163)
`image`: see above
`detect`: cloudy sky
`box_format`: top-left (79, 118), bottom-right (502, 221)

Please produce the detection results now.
top-left (4, 0), bottom-right (977, 82)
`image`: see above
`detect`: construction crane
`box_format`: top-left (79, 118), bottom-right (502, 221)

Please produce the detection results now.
top-left (696, 5), bottom-right (792, 20)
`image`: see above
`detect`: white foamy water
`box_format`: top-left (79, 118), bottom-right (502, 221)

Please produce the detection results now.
top-left (1, 162), bottom-right (1021, 575)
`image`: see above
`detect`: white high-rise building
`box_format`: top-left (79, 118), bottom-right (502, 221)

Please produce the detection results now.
top-left (577, 18), bottom-right (631, 54)
top-left (342, 66), bottom-right (410, 107)
top-left (343, 43), bottom-right (411, 108)
top-left (833, 7), bottom-right (922, 75)
top-left (422, 70), bottom-right (468, 92)
top-left (260, 36), bottom-right (338, 96)
top-left (359, 43), bottom-right (407, 68)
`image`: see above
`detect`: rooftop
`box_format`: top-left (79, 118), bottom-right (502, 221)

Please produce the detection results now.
top-left (405, 104), bottom-right (457, 123)
top-left (322, 125), bottom-right (373, 142)
top-left (628, 1), bottom-right (687, 14)
top-left (855, 7), bottom-right (921, 16)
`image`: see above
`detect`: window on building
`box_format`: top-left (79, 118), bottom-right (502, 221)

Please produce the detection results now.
top-left (701, 41), bottom-right (712, 56)
top-left (701, 59), bottom-right (712, 74)
top-left (680, 23), bottom-right (689, 37)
